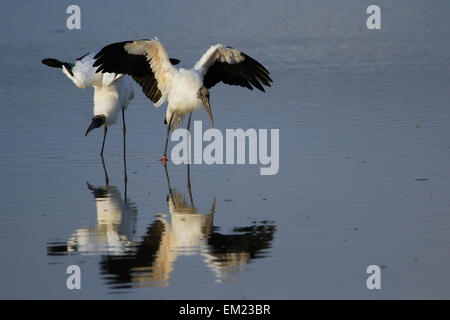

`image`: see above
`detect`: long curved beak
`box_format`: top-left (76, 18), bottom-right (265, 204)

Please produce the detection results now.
top-left (85, 122), bottom-right (97, 137)
top-left (85, 115), bottom-right (105, 137)
top-left (202, 96), bottom-right (213, 128)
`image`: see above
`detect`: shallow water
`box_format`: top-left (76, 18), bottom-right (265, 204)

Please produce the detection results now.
top-left (1, 0), bottom-right (450, 299)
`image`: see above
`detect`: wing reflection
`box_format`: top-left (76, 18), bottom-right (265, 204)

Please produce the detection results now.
top-left (100, 165), bottom-right (276, 288)
top-left (205, 223), bottom-right (276, 282)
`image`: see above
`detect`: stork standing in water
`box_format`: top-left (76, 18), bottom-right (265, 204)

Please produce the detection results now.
top-left (93, 38), bottom-right (272, 165)
top-left (41, 52), bottom-right (137, 158)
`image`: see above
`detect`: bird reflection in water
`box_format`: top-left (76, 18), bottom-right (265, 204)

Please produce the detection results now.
top-left (100, 165), bottom-right (276, 289)
top-left (47, 157), bottom-right (137, 256)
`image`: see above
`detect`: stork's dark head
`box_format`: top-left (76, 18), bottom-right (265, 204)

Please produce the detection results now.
top-left (85, 115), bottom-right (106, 137)
top-left (197, 87), bottom-right (213, 128)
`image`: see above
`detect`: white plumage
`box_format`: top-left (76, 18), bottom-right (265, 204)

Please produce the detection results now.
top-left (166, 68), bottom-right (204, 128)
top-left (42, 51), bottom-right (135, 156)
top-left (93, 38), bottom-right (272, 164)
top-left (67, 183), bottom-right (137, 255)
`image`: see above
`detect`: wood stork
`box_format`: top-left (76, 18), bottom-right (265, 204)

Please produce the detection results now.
top-left (42, 52), bottom-right (134, 158)
top-left (93, 38), bottom-right (273, 165)
top-left (41, 52), bottom-right (181, 159)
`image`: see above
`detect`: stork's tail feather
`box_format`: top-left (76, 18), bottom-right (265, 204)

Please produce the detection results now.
top-left (41, 58), bottom-right (74, 76)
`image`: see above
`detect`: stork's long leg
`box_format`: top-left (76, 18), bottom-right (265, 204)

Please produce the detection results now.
top-left (101, 155), bottom-right (109, 186)
top-left (163, 163), bottom-right (175, 209)
top-left (186, 112), bottom-right (193, 164)
top-left (161, 113), bottom-right (175, 166)
top-left (187, 163), bottom-right (194, 207)
top-left (122, 108), bottom-right (128, 201)
top-left (186, 112), bottom-right (192, 132)
top-left (100, 126), bottom-right (108, 157)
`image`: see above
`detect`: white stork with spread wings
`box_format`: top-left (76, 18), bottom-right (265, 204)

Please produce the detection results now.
top-left (93, 39), bottom-right (272, 165)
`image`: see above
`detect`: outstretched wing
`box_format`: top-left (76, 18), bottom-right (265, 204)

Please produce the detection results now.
top-left (94, 39), bottom-right (179, 107)
top-left (42, 52), bottom-right (123, 89)
top-left (194, 44), bottom-right (272, 92)
top-left (41, 58), bottom-right (74, 76)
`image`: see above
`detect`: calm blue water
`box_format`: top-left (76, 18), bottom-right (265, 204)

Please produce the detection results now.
top-left (1, 0), bottom-right (450, 299)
